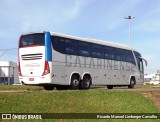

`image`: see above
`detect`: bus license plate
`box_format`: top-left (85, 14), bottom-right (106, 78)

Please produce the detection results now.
top-left (29, 78), bottom-right (34, 81)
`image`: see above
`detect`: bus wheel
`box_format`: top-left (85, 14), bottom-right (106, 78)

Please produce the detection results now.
top-left (128, 79), bottom-right (135, 89)
top-left (81, 76), bottom-right (91, 90)
top-left (107, 85), bottom-right (113, 89)
top-left (70, 75), bottom-right (80, 90)
top-left (44, 85), bottom-right (54, 90)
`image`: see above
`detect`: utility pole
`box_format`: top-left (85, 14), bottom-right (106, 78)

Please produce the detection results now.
top-left (0, 48), bottom-right (17, 58)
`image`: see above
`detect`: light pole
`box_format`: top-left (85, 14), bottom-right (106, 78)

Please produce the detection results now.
top-left (124, 16), bottom-right (135, 47)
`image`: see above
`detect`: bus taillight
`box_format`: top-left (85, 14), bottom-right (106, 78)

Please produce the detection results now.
top-left (42, 61), bottom-right (50, 76)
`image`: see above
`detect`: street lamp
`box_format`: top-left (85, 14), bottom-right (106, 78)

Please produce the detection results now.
top-left (124, 16), bottom-right (135, 47)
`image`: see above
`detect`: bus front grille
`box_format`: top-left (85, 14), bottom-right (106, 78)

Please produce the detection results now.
top-left (21, 53), bottom-right (43, 60)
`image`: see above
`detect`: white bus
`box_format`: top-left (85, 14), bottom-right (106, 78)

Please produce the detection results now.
top-left (18, 31), bottom-right (147, 90)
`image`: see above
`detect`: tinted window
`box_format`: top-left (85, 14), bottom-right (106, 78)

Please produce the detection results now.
top-left (126, 51), bottom-right (136, 65)
top-left (78, 41), bottom-right (91, 56)
top-left (104, 46), bottom-right (115, 60)
top-left (121, 51), bottom-right (125, 61)
top-left (52, 36), bottom-right (65, 53)
top-left (104, 46), bottom-right (114, 51)
top-left (134, 51), bottom-right (141, 60)
top-left (134, 51), bottom-right (141, 66)
top-left (65, 39), bottom-right (77, 54)
top-left (92, 44), bottom-right (103, 58)
top-left (116, 49), bottom-right (125, 61)
top-left (105, 51), bottom-right (115, 59)
top-left (116, 53), bottom-right (121, 61)
top-left (20, 33), bottom-right (45, 48)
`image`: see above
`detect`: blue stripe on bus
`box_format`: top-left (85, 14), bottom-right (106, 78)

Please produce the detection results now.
top-left (45, 32), bottom-right (52, 61)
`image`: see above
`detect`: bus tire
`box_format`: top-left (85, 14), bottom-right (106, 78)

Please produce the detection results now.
top-left (44, 85), bottom-right (54, 90)
top-left (81, 76), bottom-right (91, 90)
top-left (128, 79), bottom-right (135, 89)
top-left (107, 85), bottom-right (113, 89)
top-left (70, 75), bottom-right (80, 90)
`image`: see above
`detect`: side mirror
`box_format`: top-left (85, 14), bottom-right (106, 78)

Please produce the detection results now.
top-left (140, 57), bottom-right (147, 66)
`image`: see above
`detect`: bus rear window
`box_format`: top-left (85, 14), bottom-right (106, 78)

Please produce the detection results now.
top-left (20, 33), bottom-right (45, 48)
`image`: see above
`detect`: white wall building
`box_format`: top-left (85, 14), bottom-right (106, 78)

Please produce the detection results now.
top-left (144, 73), bottom-right (160, 85)
top-left (0, 61), bottom-right (20, 85)
top-left (144, 74), bottom-right (152, 81)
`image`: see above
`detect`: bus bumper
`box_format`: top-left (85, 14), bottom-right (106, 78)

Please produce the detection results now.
top-left (19, 76), bottom-right (52, 85)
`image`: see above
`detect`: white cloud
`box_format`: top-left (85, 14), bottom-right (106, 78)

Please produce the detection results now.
top-left (21, 15), bottom-right (32, 31)
top-left (99, 0), bottom-right (145, 30)
top-left (18, 0), bottom-right (89, 32)
top-left (134, 19), bottom-right (160, 32)
top-left (132, 2), bottom-right (160, 32)
top-left (147, 7), bottom-right (160, 17)
top-left (56, 0), bottom-right (87, 23)
top-left (0, 0), bottom-right (90, 33)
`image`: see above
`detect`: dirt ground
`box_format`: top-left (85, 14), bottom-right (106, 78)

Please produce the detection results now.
top-left (112, 87), bottom-right (160, 109)
top-left (137, 90), bottom-right (160, 109)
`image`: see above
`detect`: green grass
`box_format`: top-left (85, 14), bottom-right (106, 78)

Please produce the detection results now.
top-left (0, 86), bottom-right (160, 122)
top-left (0, 84), bottom-right (160, 91)
top-left (0, 85), bottom-right (43, 90)
top-left (0, 90), bottom-right (159, 122)
top-left (1, 90), bottom-right (158, 113)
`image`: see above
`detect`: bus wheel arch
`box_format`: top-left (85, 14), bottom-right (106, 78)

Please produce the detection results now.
top-left (70, 73), bottom-right (80, 90)
top-left (128, 76), bottom-right (136, 89)
top-left (81, 74), bottom-right (92, 90)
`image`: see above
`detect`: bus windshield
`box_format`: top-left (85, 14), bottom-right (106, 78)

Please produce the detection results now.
top-left (20, 33), bottom-right (45, 48)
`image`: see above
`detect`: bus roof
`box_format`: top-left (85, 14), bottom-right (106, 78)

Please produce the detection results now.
top-left (50, 32), bottom-right (137, 52)
top-left (21, 31), bottom-right (137, 52)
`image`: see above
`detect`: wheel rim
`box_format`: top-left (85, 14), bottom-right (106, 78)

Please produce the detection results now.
top-left (72, 79), bottom-right (79, 86)
top-left (84, 79), bottom-right (90, 87)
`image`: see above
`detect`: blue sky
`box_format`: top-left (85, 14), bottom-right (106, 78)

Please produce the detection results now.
top-left (0, 0), bottom-right (160, 74)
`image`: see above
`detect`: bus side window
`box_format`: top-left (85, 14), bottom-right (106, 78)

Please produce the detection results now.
top-left (121, 52), bottom-right (125, 61)
top-left (126, 51), bottom-right (136, 65)
top-left (116, 49), bottom-right (121, 61)
top-left (104, 46), bottom-right (115, 60)
top-left (116, 49), bottom-right (126, 62)
top-left (51, 36), bottom-right (65, 54)
top-left (105, 51), bottom-right (115, 60)
top-left (65, 39), bottom-right (77, 55)
top-left (92, 44), bottom-right (103, 58)
top-left (78, 41), bottom-right (91, 57)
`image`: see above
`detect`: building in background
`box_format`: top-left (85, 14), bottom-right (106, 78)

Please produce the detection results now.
top-left (0, 61), bottom-right (20, 85)
top-left (144, 71), bottom-right (160, 85)
top-left (144, 74), bottom-right (153, 81)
